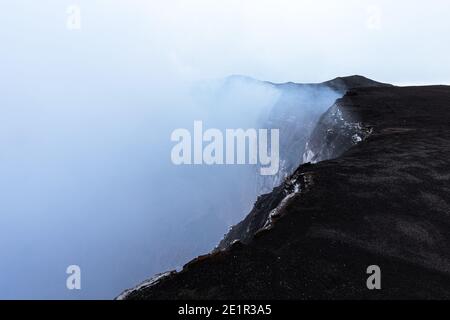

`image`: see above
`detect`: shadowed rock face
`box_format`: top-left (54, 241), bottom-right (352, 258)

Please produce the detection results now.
top-left (120, 83), bottom-right (450, 300)
top-left (224, 76), bottom-right (392, 249)
top-left (256, 75), bottom-right (392, 194)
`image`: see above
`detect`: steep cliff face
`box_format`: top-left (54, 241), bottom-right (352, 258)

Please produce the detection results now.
top-left (255, 83), bottom-right (340, 194)
top-left (119, 83), bottom-right (450, 300)
top-left (302, 99), bottom-right (374, 164)
top-left (256, 75), bottom-right (392, 194)
top-left (216, 94), bottom-right (376, 250)
top-left (223, 77), bottom-right (390, 249)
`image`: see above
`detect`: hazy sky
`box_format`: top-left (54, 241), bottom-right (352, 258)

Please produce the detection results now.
top-left (2, 0), bottom-right (450, 87)
top-left (1, 0), bottom-right (449, 299)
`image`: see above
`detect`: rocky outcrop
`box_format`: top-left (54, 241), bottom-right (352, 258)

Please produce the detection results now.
top-left (302, 98), bottom-right (374, 164)
top-left (256, 75), bottom-right (391, 194)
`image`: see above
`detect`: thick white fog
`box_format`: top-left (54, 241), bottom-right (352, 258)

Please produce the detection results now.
top-left (1, 0), bottom-right (449, 299)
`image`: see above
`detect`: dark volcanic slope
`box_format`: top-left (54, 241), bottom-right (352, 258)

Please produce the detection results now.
top-left (321, 75), bottom-right (392, 91)
top-left (123, 85), bottom-right (450, 300)
top-left (256, 75), bottom-right (392, 194)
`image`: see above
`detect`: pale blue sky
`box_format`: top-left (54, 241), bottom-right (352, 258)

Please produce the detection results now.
top-left (2, 0), bottom-right (450, 87)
